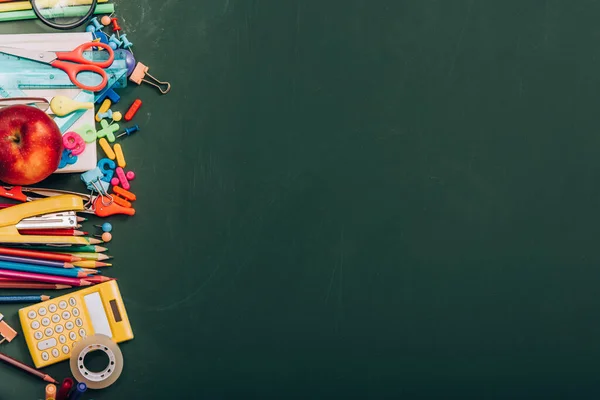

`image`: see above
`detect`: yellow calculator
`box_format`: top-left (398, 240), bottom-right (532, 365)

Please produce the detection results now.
top-left (18, 281), bottom-right (134, 368)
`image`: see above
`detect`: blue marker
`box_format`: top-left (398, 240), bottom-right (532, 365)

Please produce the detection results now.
top-left (68, 382), bottom-right (87, 400)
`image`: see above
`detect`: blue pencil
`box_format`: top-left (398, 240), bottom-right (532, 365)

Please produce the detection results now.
top-left (0, 255), bottom-right (73, 269)
top-left (0, 295), bottom-right (50, 304)
top-left (0, 261), bottom-right (88, 278)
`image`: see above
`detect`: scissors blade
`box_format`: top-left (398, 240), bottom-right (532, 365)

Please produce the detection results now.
top-left (0, 46), bottom-right (57, 65)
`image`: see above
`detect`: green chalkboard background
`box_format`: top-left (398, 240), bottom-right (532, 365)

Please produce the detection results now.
top-left (2, 0), bottom-right (600, 398)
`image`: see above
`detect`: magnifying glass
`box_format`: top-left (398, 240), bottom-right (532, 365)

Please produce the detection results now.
top-left (30, 0), bottom-right (97, 30)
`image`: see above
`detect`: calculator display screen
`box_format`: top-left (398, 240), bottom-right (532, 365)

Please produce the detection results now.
top-left (84, 292), bottom-right (113, 338)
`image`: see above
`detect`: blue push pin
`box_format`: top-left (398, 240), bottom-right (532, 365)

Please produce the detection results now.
top-left (116, 124), bottom-right (139, 139)
top-left (69, 382), bottom-right (87, 400)
top-left (98, 110), bottom-right (113, 120)
top-left (120, 34), bottom-right (134, 55)
top-left (94, 222), bottom-right (113, 232)
top-left (108, 34), bottom-right (123, 50)
top-left (89, 17), bottom-right (103, 31)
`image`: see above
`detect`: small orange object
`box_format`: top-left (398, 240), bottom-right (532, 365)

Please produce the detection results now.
top-left (93, 197), bottom-right (135, 218)
top-left (113, 186), bottom-right (136, 201)
top-left (101, 232), bottom-right (112, 243)
top-left (124, 99), bottom-right (142, 121)
top-left (45, 383), bottom-right (56, 400)
top-left (112, 196), bottom-right (132, 208)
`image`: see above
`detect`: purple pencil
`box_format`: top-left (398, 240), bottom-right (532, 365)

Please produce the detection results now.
top-left (0, 255), bottom-right (73, 269)
top-left (0, 270), bottom-right (91, 286)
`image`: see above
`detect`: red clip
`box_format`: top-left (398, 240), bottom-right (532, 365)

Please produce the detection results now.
top-left (0, 186), bottom-right (28, 202)
top-left (93, 196), bottom-right (135, 218)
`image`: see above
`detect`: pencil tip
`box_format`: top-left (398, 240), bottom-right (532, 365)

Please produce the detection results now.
top-left (41, 295), bottom-right (50, 301)
top-left (77, 217), bottom-right (87, 222)
top-left (80, 280), bottom-right (93, 286)
top-left (88, 238), bottom-right (102, 245)
top-left (95, 246), bottom-right (108, 252)
top-left (56, 285), bottom-right (71, 289)
top-left (64, 263), bottom-right (74, 269)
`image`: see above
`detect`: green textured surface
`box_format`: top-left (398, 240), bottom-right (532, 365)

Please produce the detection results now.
top-left (2, 0), bottom-right (600, 398)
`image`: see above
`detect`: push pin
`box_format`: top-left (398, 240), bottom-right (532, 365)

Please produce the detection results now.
top-left (94, 222), bottom-right (113, 232)
top-left (116, 125), bottom-right (139, 139)
top-left (111, 17), bottom-right (122, 39)
top-left (0, 313), bottom-right (17, 344)
top-left (101, 16), bottom-right (112, 26)
top-left (108, 34), bottom-right (123, 50)
top-left (129, 62), bottom-right (171, 94)
top-left (94, 232), bottom-right (112, 243)
top-left (89, 17), bottom-right (103, 31)
top-left (98, 110), bottom-right (121, 123)
top-left (120, 34), bottom-right (134, 55)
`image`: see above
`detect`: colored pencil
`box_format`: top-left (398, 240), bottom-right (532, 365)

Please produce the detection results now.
top-left (0, 248), bottom-right (82, 263)
top-left (0, 255), bottom-right (73, 269)
top-left (0, 282), bottom-right (71, 289)
top-left (0, 352), bottom-right (58, 384)
top-left (0, 270), bottom-right (91, 286)
top-left (83, 275), bottom-right (113, 284)
top-left (76, 268), bottom-right (98, 275)
top-left (0, 295), bottom-right (50, 304)
top-left (60, 252), bottom-right (111, 261)
top-left (0, 261), bottom-right (90, 278)
top-left (72, 260), bottom-right (112, 268)
top-left (18, 229), bottom-right (87, 236)
top-left (5, 245), bottom-right (107, 253)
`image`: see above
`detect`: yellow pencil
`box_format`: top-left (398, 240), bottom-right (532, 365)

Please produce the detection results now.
top-left (58, 252), bottom-right (112, 261)
top-left (0, 0), bottom-right (107, 13)
top-left (72, 260), bottom-right (112, 268)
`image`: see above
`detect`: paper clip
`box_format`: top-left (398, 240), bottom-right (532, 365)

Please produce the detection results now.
top-left (80, 168), bottom-right (113, 207)
top-left (129, 62), bottom-right (171, 94)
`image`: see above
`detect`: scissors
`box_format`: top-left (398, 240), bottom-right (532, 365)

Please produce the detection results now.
top-left (0, 186), bottom-right (135, 218)
top-left (0, 42), bottom-right (114, 92)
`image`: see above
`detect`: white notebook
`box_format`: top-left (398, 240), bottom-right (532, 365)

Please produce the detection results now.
top-left (0, 32), bottom-right (98, 173)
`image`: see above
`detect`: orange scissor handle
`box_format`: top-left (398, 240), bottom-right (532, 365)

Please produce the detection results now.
top-left (93, 196), bottom-right (135, 218)
top-left (0, 186), bottom-right (28, 202)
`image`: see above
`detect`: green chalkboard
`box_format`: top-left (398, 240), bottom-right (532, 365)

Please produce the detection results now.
top-left (2, 0), bottom-right (600, 398)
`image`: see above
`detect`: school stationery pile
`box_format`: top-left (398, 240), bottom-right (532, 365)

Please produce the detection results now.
top-left (0, 2), bottom-right (169, 399)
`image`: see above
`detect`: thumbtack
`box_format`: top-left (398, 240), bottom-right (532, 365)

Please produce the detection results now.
top-left (116, 125), bottom-right (139, 139)
top-left (120, 34), bottom-right (134, 55)
top-left (94, 232), bottom-right (112, 243)
top-left (108, 34), bottom-right (123, 50)
top-left (111, 17), bottom-right (122, 39)
top-left (101, 16), bottom-right (112, 26)
top-left (94, 222), bottom-right (113, 232)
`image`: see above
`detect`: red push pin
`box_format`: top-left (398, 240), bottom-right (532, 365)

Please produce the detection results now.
top-left (111, 17), bottom-right (122, 39)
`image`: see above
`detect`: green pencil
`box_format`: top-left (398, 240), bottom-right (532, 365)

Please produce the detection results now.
top-left (0, 3), bottom-right (114, 22)
top-left (61, 252), bottom-right (112, 261)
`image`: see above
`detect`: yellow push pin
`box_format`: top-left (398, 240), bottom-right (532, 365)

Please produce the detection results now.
top-left (50, 96), bottom-right (94, 117)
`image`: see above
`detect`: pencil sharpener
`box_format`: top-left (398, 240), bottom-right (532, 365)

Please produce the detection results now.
top-left (0, 313), bottom-right (17, 344)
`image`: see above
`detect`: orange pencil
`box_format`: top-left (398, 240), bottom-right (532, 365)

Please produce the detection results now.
top-left (0, 282), bottom-right (71, 289)
top-left (0, 248), bottom-right (82, 263)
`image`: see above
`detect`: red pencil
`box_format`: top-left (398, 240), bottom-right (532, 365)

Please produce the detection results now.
top-left (0, 248), bottom-right (82, 263)
top-left (18, 229), bottom-right (87, 236)
top-left (0, 282), bottom-right (71, 289)
top-left (84, 276), bottom-right (114, 284)
top-left (0, 270), bottom-right (91, 286)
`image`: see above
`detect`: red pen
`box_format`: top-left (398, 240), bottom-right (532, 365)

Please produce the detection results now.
top-left (56, 377), bottom-right (74, 400)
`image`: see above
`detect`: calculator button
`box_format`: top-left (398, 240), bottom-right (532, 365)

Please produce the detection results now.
top-left (62, 345), bottom-right (70, 354)
top-left (72, 308), bottom-right (80, 317)
top-left (31, 321), bottom-right (40, 330)
top-left (69, 332), bottom-right (77, 341)
top-left (37, 338), bottom-right (57, 351)
top-left (44, 328), bottom-right (53, 337)
top-left (27, 310), bottom-right (36, 319)
top-left (51, 349), bottom-right (59, 358)
top-left (59, 335), bottom-right (66, 344)
top-left (58, 301), bottom-right (67, 310)
top-left (79, 329), bottom-right (86, 338)
top-left (69, 297), bottom-right (77, 306)
top-left (41, 352), bottom-right (49, 361)
top-left (65, 321), bottom-right (74, 330)
top-left (38, 307), bottom-right (47, 316)
top-left (55, 325), bottom-right (63, 333)
top-left (34, 331), bottom-right (43, 340)
top-left (75, 318), bottom-right (83, 327)
top-left (62, 311), bottom-right (71, 320)
top-left (41, 317), bottom-right (50, 326)
top-left (52, 314), bottom-right (60, 323)
top-left (48, 304), bottom-right (57, 313)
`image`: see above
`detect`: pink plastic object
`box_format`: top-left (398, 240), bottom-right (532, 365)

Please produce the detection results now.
top-left (101, 232), bottom-right (112, 242)
top-left (111, 177), bottom-right (119, 186)
top-left (62, 132), bottom-right (85, 156)
top-left (115, 167), bottom-right (130, 190)
top-left (126, 171), bottom-right (135, 180)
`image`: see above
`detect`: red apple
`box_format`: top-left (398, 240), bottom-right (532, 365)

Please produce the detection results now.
top-left (0, 105), bottom-right (63, 185)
